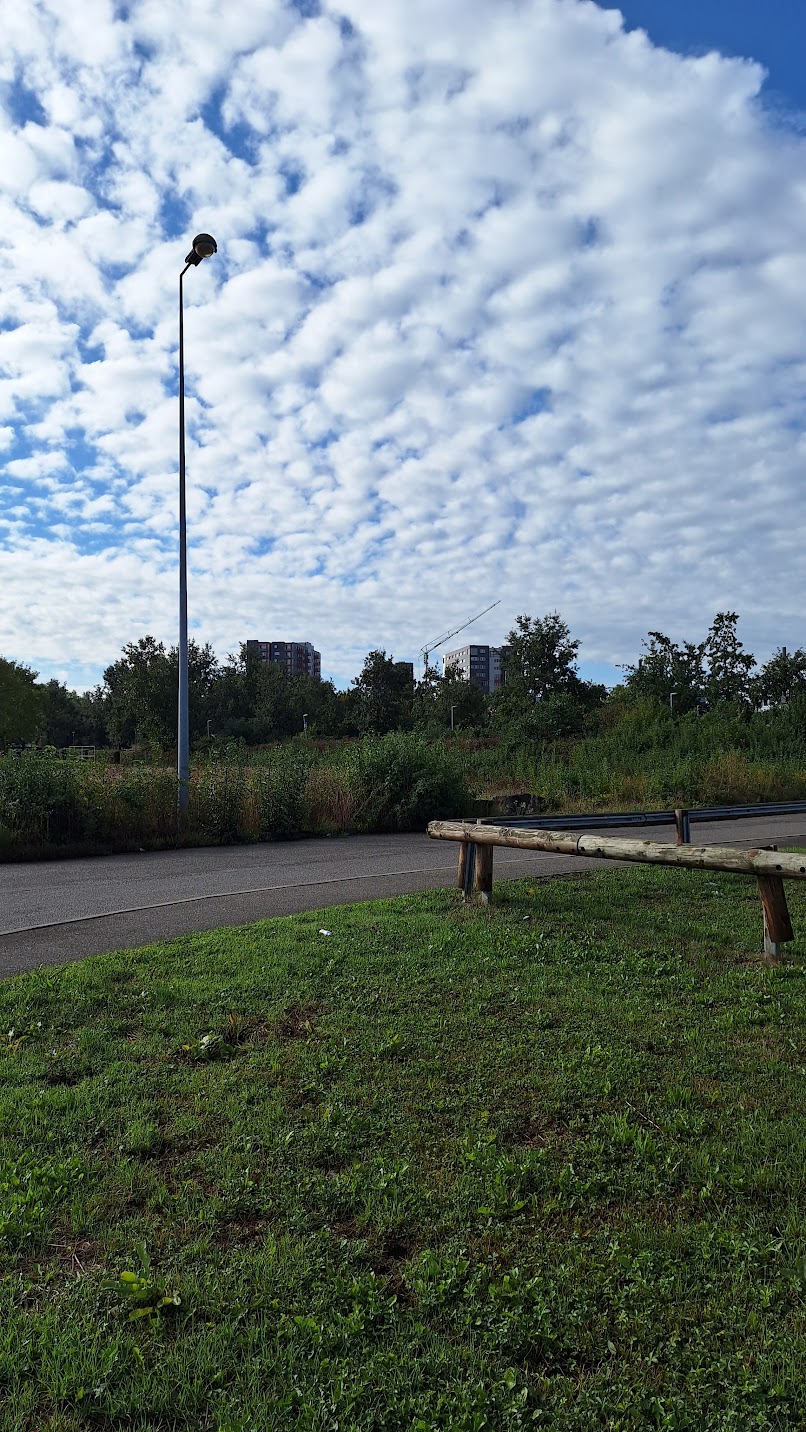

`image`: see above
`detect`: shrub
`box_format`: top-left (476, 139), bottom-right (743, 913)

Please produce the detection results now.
top-left (191, 762), bottom-right (244, 845)
top-left (252, 751), bottom-right (313, 839)
top-left (345, 732), bottom-right (472, 831)
top-left (0, 752), bottom-right (83, 846)
top-left (303, 766), bottom-right (356, 834)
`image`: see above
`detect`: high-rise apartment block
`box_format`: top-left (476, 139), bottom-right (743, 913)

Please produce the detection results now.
top-left (442, 644), bottom-right (505, 694)
top-left (246, 640), bottom-right (321, 680)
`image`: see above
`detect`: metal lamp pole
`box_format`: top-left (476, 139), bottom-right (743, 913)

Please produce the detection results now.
top-left (178, 232), bottom-right (217, 828)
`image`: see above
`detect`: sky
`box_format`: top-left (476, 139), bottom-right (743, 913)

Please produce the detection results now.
top-left (1, 0), bottom-right (805, 694)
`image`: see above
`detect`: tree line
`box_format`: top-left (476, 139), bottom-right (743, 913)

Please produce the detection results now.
top-left (1, 611), bottom-right (804, 751)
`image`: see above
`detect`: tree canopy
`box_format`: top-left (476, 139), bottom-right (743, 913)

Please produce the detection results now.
top-left (0, 658), bottom-right (45, 746)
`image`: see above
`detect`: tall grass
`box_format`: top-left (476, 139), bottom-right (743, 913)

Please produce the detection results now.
top-left (3, 706), bottom-right (806, 860)
top-left (0, 734), bottom-right (473, 860)
top-left (464, 702), bottom-right (806, 809)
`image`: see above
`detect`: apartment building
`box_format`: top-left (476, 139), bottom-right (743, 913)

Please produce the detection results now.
top-left (442, 644), bottom-right (505, 694)
top-left (245, 640), bottom-right (321, 680)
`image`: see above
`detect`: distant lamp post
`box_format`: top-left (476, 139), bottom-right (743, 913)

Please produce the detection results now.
top-left (669, 691), bottom-right (677, 713)
top-left (303, 714), bottom-right (309, 735)
top-left (178, 233), bottom-right (217, 827)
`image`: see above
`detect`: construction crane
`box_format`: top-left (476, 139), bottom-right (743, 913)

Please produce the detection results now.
top-left (420, 600), bottom-right (501, 674)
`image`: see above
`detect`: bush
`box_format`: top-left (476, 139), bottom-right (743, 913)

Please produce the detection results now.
top-left (252, 751), bottom-right (312, 839)
top-left (0, 751), bottom-right (83, 846)
top-left (345, 732), bottom-right (472, 831)
top-left (191, 760), bottom-right (250, 845)
top-left (303, 766), bottom-right (356, 834)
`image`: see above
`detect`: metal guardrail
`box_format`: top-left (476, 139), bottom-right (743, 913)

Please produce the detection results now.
top-left (481, 800), bottom-right (806, 833)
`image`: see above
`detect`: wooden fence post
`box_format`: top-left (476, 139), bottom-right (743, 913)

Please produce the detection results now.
top-left (674, 808), bottom-right (691, 845)
top-left (756, 876), bottom-right (793, 959)
top-left (457, 842), bottom-right (469, 891)
top-left (474, 843), bottom-right (494, 903)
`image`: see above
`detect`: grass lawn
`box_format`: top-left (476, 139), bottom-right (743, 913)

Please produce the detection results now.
top-left (1, 867), bottom-right (804, 1431)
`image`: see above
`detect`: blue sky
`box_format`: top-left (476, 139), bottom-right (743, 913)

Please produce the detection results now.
top-left (1, 0), bottom-right (805, 694)
top-left (605, 1), bottom-right (806, 114)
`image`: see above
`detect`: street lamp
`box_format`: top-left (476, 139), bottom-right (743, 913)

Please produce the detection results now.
top-left (178, 233), bottom-right (217, 828)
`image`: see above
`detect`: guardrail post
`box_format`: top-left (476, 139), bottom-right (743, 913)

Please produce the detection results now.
top-left (474, 843), bottom-right (494, 904)
top-left (674, 808), bottom-right (691, 845)
top-left (756, 847), bottom-right (793, 957)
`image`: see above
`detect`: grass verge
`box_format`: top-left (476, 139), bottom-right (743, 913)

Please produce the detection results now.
top-left (1, 869), bottom-right (804, 1430)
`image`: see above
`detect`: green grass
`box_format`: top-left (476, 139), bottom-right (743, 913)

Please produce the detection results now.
top-left (1, 869), bottom-right (804, 1430)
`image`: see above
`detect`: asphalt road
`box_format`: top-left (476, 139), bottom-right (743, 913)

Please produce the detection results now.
top-left (2, 814), bottom-right (805, 979)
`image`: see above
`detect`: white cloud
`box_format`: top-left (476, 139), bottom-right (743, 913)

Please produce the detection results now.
top-left (0, 0), bottom-right (805, 692)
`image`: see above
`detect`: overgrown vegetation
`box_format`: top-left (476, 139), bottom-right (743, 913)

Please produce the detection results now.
top-left (4, 611), bottom-right (806, 859)
top-left (0, 732), bottom-right (475, 859)
top-left (0, 869), bottom-right (803, 1429)
top-left (3, 698), bottom-right (806, 859)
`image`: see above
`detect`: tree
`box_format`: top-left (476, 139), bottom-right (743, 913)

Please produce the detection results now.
top-left (39, 680), bottom-right (105, 748)
top-left (0, 657), bottom-right (45, 746)
top-left (501, 612), bottom-right (583, 703)
top-left (704, 612), bottom-right (755, 709)
top-left (285, 674), bottom-right (343, 738)
top-left (207, 648), bottom-right (291, 743)
top-left (103, 636), bottom-right (219, 748)
top-left (622, 631), bottom-right (706, 713)
top-left (495, 613), bottom-right (603, 740)
top-left (413, 661), bottom-right (486, 733)
top-left (755, 646), bottom-right (806, 708)
top-left (352, 651), bottom-right (414, 734)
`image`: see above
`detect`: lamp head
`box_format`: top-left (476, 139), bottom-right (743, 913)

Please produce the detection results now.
top-left (185, 233), bottom-right (217, 266)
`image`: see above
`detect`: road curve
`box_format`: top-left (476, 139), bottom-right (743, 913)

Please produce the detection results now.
top-left (2, 815), bottom-right (805, 979)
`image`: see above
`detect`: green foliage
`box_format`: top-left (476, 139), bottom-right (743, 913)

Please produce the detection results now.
top-left (623, 612), bottom-right (756, 714)
top-left (622, 629), bottom-right (706, 712)
top-left (352, 650), bottom-right (415, 734)
top-left (0, 656), bottom-right (45, 746)
top-left (0, 1153), bottom-right (84, 1246)
top-left (252, 748), bottom-right (313, 838)
top-left (115, 1244), bottom-right (181, 1321)
top-left (103, 635), bottom-right (218, 747)
top-left (0, 749), bottom-right (84, 844)
top-left (414, 663), bottom-right (487, 733)
top-left (7, 610), bottom-right (806, 859)
top-left (501, 611), bottom-right (583, 702)
top-left (0, 753), bottom-right (177, 854)
top-left (345, 730), bottom-right (472, 830)
top-left (756, 645), bottom-right (806, 707)
top-left (705, 611), bottom-right (755, 708)
top-left (494, 613), bottom-right (604, 740)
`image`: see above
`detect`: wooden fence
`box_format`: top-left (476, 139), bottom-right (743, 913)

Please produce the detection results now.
top-left (427, 819), bottom-right (806, 958)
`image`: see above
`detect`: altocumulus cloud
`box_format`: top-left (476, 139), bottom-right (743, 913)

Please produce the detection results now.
top-left (1, 0), bottom-right (805, 690)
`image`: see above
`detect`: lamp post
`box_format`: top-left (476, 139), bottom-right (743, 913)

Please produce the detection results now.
top-left (178, 233), bottom-right (217, 828)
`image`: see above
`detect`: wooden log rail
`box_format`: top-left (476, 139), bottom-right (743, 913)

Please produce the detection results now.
top-left (427, 820), bottom-right (806, 958)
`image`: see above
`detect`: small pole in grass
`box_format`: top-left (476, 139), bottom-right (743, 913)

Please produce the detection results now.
top-left (473, 818), bottom-right (493, 903)
top-left (475, 843), bottom-right (494, 903)
top-left (756, 848), bottom-right (793, 959)
top-left (462, 840), bottom-right (477, 900)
